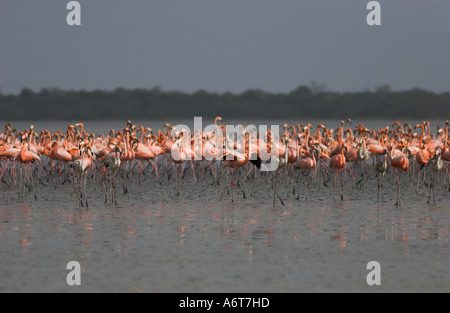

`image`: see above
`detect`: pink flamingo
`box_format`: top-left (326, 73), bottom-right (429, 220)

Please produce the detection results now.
top-left (16, 134), bottom-right (41, 199)
top-left (329, 144), bottom-right (348, 202)
top-left (70, 141), bottom-right (94, 207)
top-left (222, 133), bottom-right (251, 202)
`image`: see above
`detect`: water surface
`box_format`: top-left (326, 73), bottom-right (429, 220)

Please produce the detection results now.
top-left (0, 175), bottom-right (449, 292)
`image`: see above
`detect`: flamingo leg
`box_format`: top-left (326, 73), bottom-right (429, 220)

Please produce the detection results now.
top-left (73, 173), bottom-right (83, 207)
top-left (427, 175), bottom-right (436, 204)
top-left (333, 170), bottom-right (337, 203)
top-left (337, 169), bottom-right (344, 201)
top-left (236, 181), bottom-right (246, 199)
top-left (102, 171), bottom-right (108, 203)
top-left (231, 168), bottom-right (235, 203)
top-left (83, 170), bottom-right (89, 208)
top-left (304, 181), bottom-right (308, 201)
top-left (395, 170), bottom-right (401, 206)
top-left (173, 163), bottom-right (179, 196)
top-left (272, 171), bottom-right (285, 207)
top-left (112, 174), bottom-right (117, 205)
top-left (190, 160), bottom-right (196, 184)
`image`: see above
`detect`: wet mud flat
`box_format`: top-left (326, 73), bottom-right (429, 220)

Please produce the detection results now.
top-left (0, 168), bottom-right (449, 292)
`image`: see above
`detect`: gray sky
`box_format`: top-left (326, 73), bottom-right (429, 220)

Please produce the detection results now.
top-left (1, 0), bottom-right (449, 95)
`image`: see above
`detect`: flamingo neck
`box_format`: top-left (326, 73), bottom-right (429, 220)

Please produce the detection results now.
top-left (419, 126), bottom-right (424, 149)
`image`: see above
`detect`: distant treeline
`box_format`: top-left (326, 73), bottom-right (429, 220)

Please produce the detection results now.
top-left (1, 85), bottom-right (449, 121)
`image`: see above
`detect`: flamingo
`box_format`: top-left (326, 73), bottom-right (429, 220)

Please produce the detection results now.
top-left (134, 138), bottom-right (159, 183)
top-left (16, 134), bottom-right (41, 199)
top-left (102, 145), bottom-right (122, 205)
top-left (426, 149), bottom-right (444, 204)
top-left (442, 120), bottom-right (450, 162)
top-left (355, 134), bottom-right (370, 189)
top-left (45, 139), bottom-right (73, 185)
top-left (374, 148), bottom-right (389, 202)
top-left (222, 133), bottom-right (251, 202)
top-left (169, 131), bottom-right (197, 195)
top-left (329, 144), bottom-right (347, 202)
top-left (202, 134), bottom-right (223, 186)
top-left (269, 136), bottom-right (290, 206)
top-left (70, 142), bottom-right (94, 208)
top-left (295, 145), bottom-right (318, 200)
top-left (414, 123), bottom-right (431, 191)
top-left (386, 147), bottom-right (410, 206)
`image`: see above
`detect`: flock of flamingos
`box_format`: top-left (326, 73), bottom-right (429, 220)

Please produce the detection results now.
top-left (0, 118), bottom-right (449, 208)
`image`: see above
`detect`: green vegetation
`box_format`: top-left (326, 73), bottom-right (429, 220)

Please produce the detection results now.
top-left (1, 85), bottom-right (449, 120)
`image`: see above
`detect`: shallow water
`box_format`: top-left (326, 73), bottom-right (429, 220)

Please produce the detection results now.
top-left (0, 171), bottom-right (449, 293)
